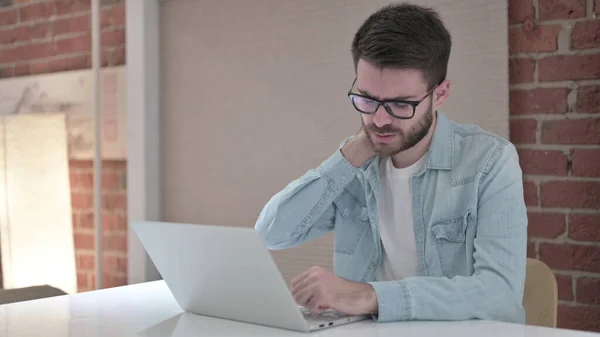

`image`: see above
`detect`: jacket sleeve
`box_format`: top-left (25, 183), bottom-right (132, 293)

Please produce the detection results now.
top-left (255, 148), bottom-right (359, 250)
top-left (368, 142), bottom-right (528, 324)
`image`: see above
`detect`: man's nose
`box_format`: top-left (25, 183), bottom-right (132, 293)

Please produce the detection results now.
top-left (372, 105), bottom-right (393, 128)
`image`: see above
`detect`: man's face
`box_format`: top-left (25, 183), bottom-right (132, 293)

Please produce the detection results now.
top-left (354, 59), bottom-right (442, 157)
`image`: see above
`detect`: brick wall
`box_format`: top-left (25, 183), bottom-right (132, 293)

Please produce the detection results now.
top-left (0, 0), bottom-right (126, 292)
top-left (509, 0), bottom-right (600, 332)
top-left (70, 160), bottom-right (127, 291)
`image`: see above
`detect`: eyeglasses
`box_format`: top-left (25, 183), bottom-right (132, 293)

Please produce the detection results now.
top-left (347, 77), bottom-right (438, 119)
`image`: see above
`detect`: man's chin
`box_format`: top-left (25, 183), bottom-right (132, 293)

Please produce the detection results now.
top-left (371, 143), bottom-right (401, 157)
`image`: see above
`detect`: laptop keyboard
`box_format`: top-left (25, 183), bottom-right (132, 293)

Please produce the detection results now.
top-left (300, 307), bottom-right (351, 321)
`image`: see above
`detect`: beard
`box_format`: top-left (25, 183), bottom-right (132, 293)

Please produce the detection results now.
top-left (362, 104), bottom-right (434, 157)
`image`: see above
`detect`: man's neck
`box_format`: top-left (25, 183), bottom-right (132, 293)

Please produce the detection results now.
top-left (391, 112), bottom-right (437, 169)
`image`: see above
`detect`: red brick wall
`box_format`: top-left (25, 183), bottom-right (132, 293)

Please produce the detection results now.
top-left (70, 160), bottom-right (128, 291)
top-left (0, 0), bottom-right (126, 292)
top-left (509, 0), bottom-right (600, 332)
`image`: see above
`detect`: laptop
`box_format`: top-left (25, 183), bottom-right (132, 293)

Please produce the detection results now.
top-left (131, 221), bottom-right (370, 332)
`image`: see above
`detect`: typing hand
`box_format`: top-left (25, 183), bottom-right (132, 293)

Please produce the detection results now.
top-left (290, 266), bottom-right (378, 316)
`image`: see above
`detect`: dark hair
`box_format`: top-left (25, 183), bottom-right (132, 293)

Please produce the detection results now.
top-left (351, 3), bottom-right (452, 90)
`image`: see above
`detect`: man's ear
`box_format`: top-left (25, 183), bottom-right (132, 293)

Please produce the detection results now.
top-left (433, 79), bottom-right (450, 110)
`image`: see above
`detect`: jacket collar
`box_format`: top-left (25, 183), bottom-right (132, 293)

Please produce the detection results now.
top-left (426, 111), bottom-right (454, 170)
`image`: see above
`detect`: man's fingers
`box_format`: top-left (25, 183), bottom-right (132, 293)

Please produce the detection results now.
top-left (291, 270), bottom-right (311, 289)
top-left (291, 267), bottom-right (331, 312)
top-left (291, 273), bottom-right (318, 296)
top-left (293, 282), bottom-right (330, 314)
top-left (304, 287), bottom-right (328, 313)
top-left (291, 273), bottom-right (313, 302)
top-left (293, 284), bottom-right (314, 307)
top-left (305, 295), bottom-right (327, 314)
top-left (291, 266), bottom-right (323, 293)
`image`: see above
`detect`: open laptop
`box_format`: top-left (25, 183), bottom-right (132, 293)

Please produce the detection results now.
top-left (131, 221), bottom-right (370, 332)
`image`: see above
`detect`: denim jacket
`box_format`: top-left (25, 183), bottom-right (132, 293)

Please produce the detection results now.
top-left (254, 112), bottom-right (528, 324)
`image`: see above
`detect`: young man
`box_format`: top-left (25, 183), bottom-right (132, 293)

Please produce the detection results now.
top-left (255, 3), bottom-right (528, 324)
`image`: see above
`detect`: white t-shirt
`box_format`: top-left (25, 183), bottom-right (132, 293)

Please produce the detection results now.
top-left (376, 154), bottom-right (426, 281)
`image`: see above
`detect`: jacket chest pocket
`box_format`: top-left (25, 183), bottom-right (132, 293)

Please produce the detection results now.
top-left (333, 193), bottom-right (370, 255)
top-left (430, 212), bottom-right (470, 277)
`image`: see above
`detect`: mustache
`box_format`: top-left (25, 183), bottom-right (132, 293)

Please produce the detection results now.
top-left (365, 124), bottom-right (402, 134)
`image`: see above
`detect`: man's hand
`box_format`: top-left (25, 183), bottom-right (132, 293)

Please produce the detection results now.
top-left (290, 266), bottom-right (378, 316)
top-left (341, 127), bottom-right (376, 167)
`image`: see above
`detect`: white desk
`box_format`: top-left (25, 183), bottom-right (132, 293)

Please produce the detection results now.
top-left (0, 281), bottom-right (597, 337)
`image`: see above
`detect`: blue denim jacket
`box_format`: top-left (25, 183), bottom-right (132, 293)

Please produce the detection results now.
top-left (255, 112), bottom-right (528, 324)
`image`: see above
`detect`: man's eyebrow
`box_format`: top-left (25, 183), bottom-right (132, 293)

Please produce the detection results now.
top-left (357, 87), bottom-right (414, 101)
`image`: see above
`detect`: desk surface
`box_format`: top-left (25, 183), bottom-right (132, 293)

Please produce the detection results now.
top-left (0, 280), bottom-right (597, 337)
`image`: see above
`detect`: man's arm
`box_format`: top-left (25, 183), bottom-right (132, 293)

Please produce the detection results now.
top-left (255, 149), bottom-right (356, 249)
top-left (255, 132), bottom-right (374, 250)
top-left (368, 142), bottom-right (528, 323)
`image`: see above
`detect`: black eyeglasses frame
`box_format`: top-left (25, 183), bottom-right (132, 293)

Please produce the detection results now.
top-left (347, 77), bottom-right (440, 120)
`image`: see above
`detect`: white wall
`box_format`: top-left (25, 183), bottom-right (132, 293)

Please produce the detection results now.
top-left (126, 0), bottom-right (161, 284)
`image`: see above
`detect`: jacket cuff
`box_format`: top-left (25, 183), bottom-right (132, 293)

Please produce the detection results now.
top-left (316, 149), bottom-right (358, 190)
top-left (368, 281), bottom-right (412, 322)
